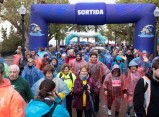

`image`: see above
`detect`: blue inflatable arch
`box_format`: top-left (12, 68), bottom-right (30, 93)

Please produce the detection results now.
top-left (65, 32), bottom-right (106, 45)
top-left (29, 3), bottom-right (156, 54)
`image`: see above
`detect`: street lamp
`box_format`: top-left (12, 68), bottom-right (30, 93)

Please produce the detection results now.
top-left (154, 7), bottom-right (159, 57)
top-left (128, 23), bottom-right (133, 45)
top-left (19, 4), bottom-right (26, 59)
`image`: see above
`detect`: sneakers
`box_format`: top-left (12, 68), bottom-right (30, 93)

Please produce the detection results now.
top-left (107, 109), bottom-right (112, 116)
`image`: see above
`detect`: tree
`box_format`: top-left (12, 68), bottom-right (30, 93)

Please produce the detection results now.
top-left (1, 25), bottom-right (21, 56)
top-left (0, 0), bottom-right (70, 51)
top-left (1, 27), bottom-right (7, 40)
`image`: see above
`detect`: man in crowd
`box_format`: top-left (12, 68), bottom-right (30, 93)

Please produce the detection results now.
top-left (86, 52), bottom-right (110, 115)
top-left (22, 58), bottom-right (44, 87)
top-left (8, 64), bottom-right (33, 103)
top-left (134, 57), bottom-right (159, 117)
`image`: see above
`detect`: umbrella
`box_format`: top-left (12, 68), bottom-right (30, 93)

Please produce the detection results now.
top-left (94, 46), bottom-right (106, 50)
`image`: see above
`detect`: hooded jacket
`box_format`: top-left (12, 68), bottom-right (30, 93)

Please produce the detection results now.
top-left (22, 64), bottom-right (44, 87)
top-left (86, 60), bottom-right (110, 87)
top-left (110, 55), bottom-right (128, 74)
top-left (69, 56), bottom-right (87, 77)
top-left (103, 64), bottom-right (126, 96)
top-left (0, 78), bottom-right (26, 117)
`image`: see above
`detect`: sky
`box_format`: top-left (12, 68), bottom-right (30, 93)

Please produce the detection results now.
top-left (69, 0), bottom-right (116, 4)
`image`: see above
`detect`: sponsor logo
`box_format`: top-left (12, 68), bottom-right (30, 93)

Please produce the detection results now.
top-left (77, 9), bottom-right (104, 15)
top-left (138, 25), bottom-right (154, 38)
top-left (112, 80), bottom-right (121, 87)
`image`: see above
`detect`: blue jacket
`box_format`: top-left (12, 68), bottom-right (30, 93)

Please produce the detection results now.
top-left (26, 99), bottom-right (70, 117)
top-left (22, 65), bottom-right (44, 87)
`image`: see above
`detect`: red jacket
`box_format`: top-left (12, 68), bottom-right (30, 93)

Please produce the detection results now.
top-left (103, 65), bottom-right (126, 96)
top-left (69, 58), bottom-right (87, 77)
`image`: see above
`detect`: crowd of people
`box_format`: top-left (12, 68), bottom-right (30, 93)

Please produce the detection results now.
top-left (0, 43), bottom-right (159, 117)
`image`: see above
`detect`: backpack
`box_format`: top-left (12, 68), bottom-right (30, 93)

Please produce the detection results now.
top-left (143, 76), bottom-right (151, 115)
top-left (26, 99), bottom-right (57, 117)
top-left (59, 72), bottom-right (73, 83)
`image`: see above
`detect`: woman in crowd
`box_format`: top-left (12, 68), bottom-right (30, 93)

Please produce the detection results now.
top-left (56, 63), bottom-right (76, 117)
top-left (32, 64), bottom-right (69, 107)
top-left (126, 60), bottom-right (143, 117)
top-left (50, 57), bottom-right (61, 77)
top-left (72, 66), bottom-right (99, 117)
top-left (26, 79), bottom-right (70, 117)
top-left (103, 64), bottom-right (127, 117)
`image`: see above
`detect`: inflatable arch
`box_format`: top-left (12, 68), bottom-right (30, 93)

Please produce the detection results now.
top-left (29, 3), bottom-right (156, 54)
top-left (65, 32), bottom-right (106, 45)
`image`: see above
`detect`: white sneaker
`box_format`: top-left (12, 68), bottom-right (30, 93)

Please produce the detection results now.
top-left (107, 109), bottom-right (112, 116)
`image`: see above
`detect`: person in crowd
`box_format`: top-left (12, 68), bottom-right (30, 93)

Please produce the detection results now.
top-left (0, 53), bottom-right (5, 63)
top-left (133, 57), bottom-right (159, 117)
top-left (111, 48), bottom-right (119, 60)
top-left (44, 47), bottom-right (52, 59)
top-left (41, 53), bottom-right (50, 71)
top-left (104, 50), bottom-right (113, 69)
top-left (32, 64), bottom-right (69, 107)
top-left (8, 64), bottom-right (33, 103)
top-left (0, 60), bottom-right (9, 78)
top-left (50, 57), bottom-right (61, 77)
top-left (103, 64), bottom-right (127, 117)
top-left (37, 47), bottom-right (45, 59)
top-left (125, 60), bottom-right (143, 117)
top-left (0, 63), bottom-right (26, 116)
top-left (57, 63), bottom-right (76, 117)
top-left (15, 46), bottom-right (22, 54)
top-left (86, 52), bottom-right (110, 115)
top-left (132, 50), bottom-right (150, 73)
top-left (117, 49), bottom-right (124, 57)
top-left (125, 49), bottom-right (134, 65)
top-left (59, 48), bottom-right (65, 54)
top-left (26, 79), bottom-right (70, 117)
top-left (111, 55), bottom-right (127, 75)
top-left (81, 49), bottom-right (89, 62)
top-left (22, 58), bottom-right (44, 87)
top-left (133, 49), bottom-right (140, 58)
top-left (73, 66), bottom-right (99, 117)
top-left (85, 47), bottom-right (90, 56)
top-left (13, 49), bottom-right (21, 66)
top-left (30, 50), bottom-right (42, 69)
top-left (98, 49), bottom-right (106, 64)
top-left (69, 52), bottom-right (87, 77)
top-left (66, 49), bottom-right (76, 64)
top-left (56, 52), bottom-right (63, 65)
top-left (19, 52), bottom-right (31, 75)
top-left (61, 53), bottom-right (67, 65)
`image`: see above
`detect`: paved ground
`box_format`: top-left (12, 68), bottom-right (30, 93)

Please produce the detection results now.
top-left (5, 58), bottom-right (127, 117)
top-left (72, 88), bottom-right (127, 117)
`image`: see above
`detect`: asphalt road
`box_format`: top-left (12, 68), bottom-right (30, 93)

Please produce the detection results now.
top-left (72, 88), bottom-right (127, 117)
